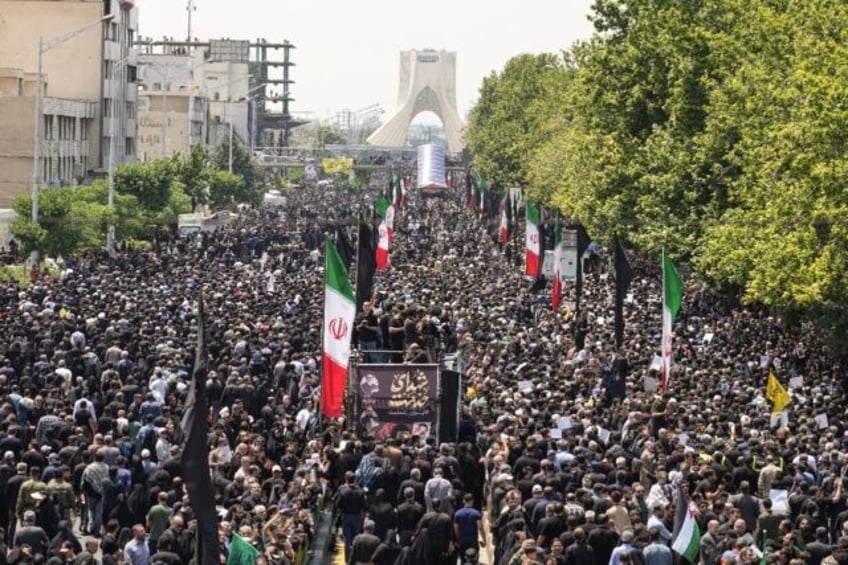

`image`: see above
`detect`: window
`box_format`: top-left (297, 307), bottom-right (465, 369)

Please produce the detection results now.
top-left (103, 100), bottom-right (112, 118)
top-left (125, 137), bottom-right (134, 156)
top-left (43, 115), bottom-right (53, 140)
top-left (125, 101), bottom-right (135, 119)
top-left (104, 60), bottom-right (113, 80)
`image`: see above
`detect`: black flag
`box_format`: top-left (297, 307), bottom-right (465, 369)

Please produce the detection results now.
top-left (614, 237), bottom-right (633, 347)
top-left (574, 224), bottom-right (590, 314)
top-left (356, 223), bottom-right (376, 311)
top-left (180, 298), bottom-right (219, 565)
top-left (335, 227), bottom-right (355, 271)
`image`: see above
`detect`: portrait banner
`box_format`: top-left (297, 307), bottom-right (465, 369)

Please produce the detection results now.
top-left (355, 364), bottom-right (440, 441)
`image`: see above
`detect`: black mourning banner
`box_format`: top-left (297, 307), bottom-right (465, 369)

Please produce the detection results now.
top-left (355, 364), bottom-right (440, 441)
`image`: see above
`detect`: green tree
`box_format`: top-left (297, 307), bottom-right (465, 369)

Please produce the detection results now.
top-left (10, 182), bottom-right (142, 256)
top-left (207, 170), bottom-right (247, 209)
top-left (314, 125), bottom-right (348, 147)
top-left (114, 158), bottom-right (177, 212)
top-left (211, 134), bottom-right (264, 206)
top-left (465, 53), bottom-right (567, 188)
top-left (175, 144), bottom-right (210, 207)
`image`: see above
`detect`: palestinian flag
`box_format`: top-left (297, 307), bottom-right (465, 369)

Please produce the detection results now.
top-left (376, 221), bottom-right (390, 271)
top-left (321, 239), bottom-right (355, 419)
top-left (661, 250), bottom-right (683, 392)
top-left (499, 194), bottom-right (509, 246)
top-left (672, 485), bottom-right (701, 563)
top-left (552, 214), bottom-right (563, 311)
top-left (477, 175), bottom-right (486, 214)
top-left (525, 200), bottom-right (541, 277)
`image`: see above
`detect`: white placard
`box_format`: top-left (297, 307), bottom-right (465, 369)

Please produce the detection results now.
top-left (678, 433), bottom-right (689, 446)
top-left (644, 376), bottom-right (660, 394)
top-left (770, 489), bottom-right (789, 515)
top-left (650, 356), bottom-right (663, 372)
top-left (597, 427), bottom-right (611, 442)
top-left (815, 413), bottom-right (829, 429)
top-left (770, 412), bottom-right (789, 429)
top-left (703, 333), bottom-right (714, 344)
top-left (550, 428), bottom-right (563, 439)
top-left (760, 355), bottom-right (770, 368)
top-left (518, 380), bottom-right (534, 394)
top-left (558, 416), bottom-right (573, 430)
top-left (789, 377), bottom-right (804, 389)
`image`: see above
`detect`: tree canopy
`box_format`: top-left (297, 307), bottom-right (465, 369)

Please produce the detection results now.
top-left (465, 0), bottom-right (848, 349)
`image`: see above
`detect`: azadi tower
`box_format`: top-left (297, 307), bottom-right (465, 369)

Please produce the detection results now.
top-left (367, 49), bottom-right (465, 153)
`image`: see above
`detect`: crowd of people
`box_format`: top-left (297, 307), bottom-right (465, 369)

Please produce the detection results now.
top-left (0, 180), bottom-right (844, 565)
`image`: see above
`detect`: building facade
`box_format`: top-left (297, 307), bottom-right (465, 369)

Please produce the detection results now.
top-left (0, 0), bottom-right (138, 204)
top-left (137, 42), bottom-right (253, 160)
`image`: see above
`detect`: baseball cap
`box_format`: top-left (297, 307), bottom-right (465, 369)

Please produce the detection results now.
top-left (532, 484), bottom-right (543, 494)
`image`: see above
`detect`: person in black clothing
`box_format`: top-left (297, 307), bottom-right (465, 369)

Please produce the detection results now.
top-left (367, 489), bottom-right (397, 542)
top-left (5, 463), bottom-right (28, 546)
top-left (148, 535), bottom-right (182, 565)
top-left (588, 516), bottom-right (619, 565)
top-left (370, 529), bottom-right (402, 565)
top-left (335, 471), bottom-right (367, 559)
top-left (414, 498), bottom-right (453, 565)
top-left (396, 487), bottom-right (424, 547)
top-left (564, 527), bottom-right (595, 565)
top-left (348, 519), bottom-right (380, 565)
top-left (397, 469), bottom-right (425, 506)
top-left (806, 526), bottom-right (832, 565)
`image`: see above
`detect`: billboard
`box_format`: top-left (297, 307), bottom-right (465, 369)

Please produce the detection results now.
top-left (416, 143), bottom-right (447, 188)
top-left (355, 364), bottom-right (440, 441)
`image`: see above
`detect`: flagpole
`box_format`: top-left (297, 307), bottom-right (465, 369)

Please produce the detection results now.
top-left (661, 247), bottom-right (667, 396)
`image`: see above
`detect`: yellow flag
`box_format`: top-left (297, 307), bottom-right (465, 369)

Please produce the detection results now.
top-left (767, 373), bottom-right (791, 413)
top-left (322, 157), bottom-right (354, 175)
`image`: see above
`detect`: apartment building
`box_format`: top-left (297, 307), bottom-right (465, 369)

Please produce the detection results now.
top-left (0, 0), bottom-right (138, 204)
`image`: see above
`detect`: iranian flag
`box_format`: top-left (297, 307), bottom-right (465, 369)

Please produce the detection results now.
top-left (525, 200), bottom-right (541, 277)
top-left (672, 485), bottom-right (701, 563)
top-left (385, 204), bottom-right (395, 243)
top-left (661, 250), bottom-right (683, 392)
top-left (499, 195), bottom-right (509, 246)
top-left (375, 195), bottom-right (394, 242)
top-left (375, 221), bottom-right (390, 271)
top-left (551, 214), bottom-right (563, 311)
top-left (321, 239), bottom-right (355, 419)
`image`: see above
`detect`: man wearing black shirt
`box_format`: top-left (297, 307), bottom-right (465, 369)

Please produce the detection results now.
top-left (414, 498), bottom-right (453, 564)
top-left (396, 487), bottom-right (424, 546)
top-left (335, 471), bottom-right (366, 558)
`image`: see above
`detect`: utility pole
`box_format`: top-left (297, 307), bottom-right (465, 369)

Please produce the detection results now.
top-left (186, 0), bottom-right (196, 43)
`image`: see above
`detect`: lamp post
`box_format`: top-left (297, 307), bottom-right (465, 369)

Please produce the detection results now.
top-left (106, 54), bottom-right (134, 255)
top-left (31, 14), bottom-right (115, 226)
top-left (228, 82), bottom-right (267, 173)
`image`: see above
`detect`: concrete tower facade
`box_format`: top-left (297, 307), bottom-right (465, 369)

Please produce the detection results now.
top-left (367, 49), bottom-right (464, 153)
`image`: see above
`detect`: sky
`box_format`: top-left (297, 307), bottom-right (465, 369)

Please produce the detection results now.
top-left (137, 0), bottom-right (597, 124)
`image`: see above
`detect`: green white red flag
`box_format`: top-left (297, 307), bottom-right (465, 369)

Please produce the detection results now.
top-left (321, 239), bottom-right (355, 419)
top-left (525, 200), bottom-right (541, 277)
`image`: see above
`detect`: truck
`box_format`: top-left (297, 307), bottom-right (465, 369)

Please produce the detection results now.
top-left (177, 211), bottom-right (235, 235)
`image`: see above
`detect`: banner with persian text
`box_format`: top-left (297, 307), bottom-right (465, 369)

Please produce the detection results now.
top-left (355, 364), bottom-right (440, 441)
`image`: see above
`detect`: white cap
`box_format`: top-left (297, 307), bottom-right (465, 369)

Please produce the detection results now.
top-left (141, 449), bottom-right (151, 458)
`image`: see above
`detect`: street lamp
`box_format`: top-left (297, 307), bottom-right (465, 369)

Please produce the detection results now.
top-left (31, 14), bottom-right (115, 225)
top-left (228, 82), bottom-right (267, 173)
top-left (107, 54), bottom-right (134, 254)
